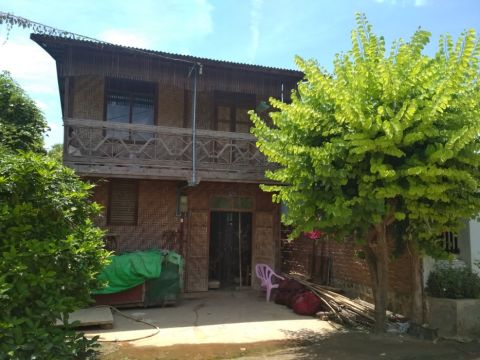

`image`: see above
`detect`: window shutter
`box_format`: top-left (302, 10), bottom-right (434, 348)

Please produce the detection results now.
top-left (108, 180), bottom-right (138, 225)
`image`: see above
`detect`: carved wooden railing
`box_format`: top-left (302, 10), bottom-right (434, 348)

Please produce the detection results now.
top-left (63, 118), bottom-right (270, 181)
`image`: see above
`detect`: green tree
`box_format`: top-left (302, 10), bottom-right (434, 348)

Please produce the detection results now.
top-left (48, 143), bottom-right (64, 161)
top-left (0, 150), bottom-right (110, 359)
top-left (251, 14), bottom-right (480, 332)
top-left (0, 71), bottom-right (48, 153)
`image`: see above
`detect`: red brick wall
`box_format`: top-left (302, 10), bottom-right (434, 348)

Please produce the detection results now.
top-left (281, 234), bottom-right (414, 315)
top-left (326, 239), bottom-right (413, 293)
top-left (281, 228), bottom-right (315, 276)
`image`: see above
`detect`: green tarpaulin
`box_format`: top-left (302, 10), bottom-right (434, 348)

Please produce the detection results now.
top-left (92, 250), bottom-right (183, 295)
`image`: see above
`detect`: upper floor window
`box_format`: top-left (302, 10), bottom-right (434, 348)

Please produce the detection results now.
top-left (214, 92), bottom-right (255, 133)
top-left (105, 78), bottom-right (156, 140)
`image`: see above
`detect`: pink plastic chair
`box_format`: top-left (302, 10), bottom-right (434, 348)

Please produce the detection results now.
top-left (255, 263), bottom-right (284, 302)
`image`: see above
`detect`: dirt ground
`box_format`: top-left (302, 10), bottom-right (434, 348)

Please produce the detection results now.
top-left (99, 331), bottom-right (480, 360)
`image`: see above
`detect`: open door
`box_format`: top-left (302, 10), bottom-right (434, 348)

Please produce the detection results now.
top-left (186, 210), bottom-right (209, 292)
top-left (209, 211), bottom-right (252, 289)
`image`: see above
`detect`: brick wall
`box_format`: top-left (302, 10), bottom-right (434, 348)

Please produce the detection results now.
top-left (281, 227), bottom-right (315, 276)
top-left (281, 233), bottom-right (415, 316)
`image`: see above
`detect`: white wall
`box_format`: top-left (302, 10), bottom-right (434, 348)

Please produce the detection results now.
top-left (467, 219), bottom-right (480, 275)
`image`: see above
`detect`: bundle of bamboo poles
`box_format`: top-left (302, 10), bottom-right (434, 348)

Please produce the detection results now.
top-left (284, 274), bottom-right (378, 328)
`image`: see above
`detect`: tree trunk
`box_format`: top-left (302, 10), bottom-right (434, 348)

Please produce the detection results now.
top-left (364, 223), bottom-right (390, 334)
top-left (409, 243), bottom-right (425, 324)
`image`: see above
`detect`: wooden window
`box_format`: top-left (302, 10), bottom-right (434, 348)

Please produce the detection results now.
top-left (105, 78), bottom-right (156, 140)
top-left (214, 92), bottom-right (256, 133)
top-left (108, 180), bottom-right (138, 225)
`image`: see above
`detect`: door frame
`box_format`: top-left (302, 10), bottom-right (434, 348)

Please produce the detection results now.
top-left (209, 209), bottom-right (253, 288)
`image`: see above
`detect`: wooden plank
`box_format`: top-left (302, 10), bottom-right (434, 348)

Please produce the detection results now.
top-left (67, 163), bottom-right (271, 183)
top-left (56, 307), bottom-right (114, 328)
top-left (65, 118), bottom-right (258, 140)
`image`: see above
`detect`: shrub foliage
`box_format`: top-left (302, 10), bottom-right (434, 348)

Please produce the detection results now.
top-left (427, 267), bottom-right (480, 299)
top-left (0, 151), bottom-right (109, 359)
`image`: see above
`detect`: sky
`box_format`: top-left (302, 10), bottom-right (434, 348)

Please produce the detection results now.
top-left (0, 0), bottom-right (479, 148)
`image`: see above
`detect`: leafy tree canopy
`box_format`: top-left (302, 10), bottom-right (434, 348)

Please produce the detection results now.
top-left (251, 14), bottom-right (480, 257)
top-left (252, 14), bottom-right (480, 332)
top-left (0, 71), bottom-right (48, 153)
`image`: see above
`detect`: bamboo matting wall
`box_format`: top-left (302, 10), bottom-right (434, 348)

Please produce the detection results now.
top-left (92, 179), bottom-right (185, 254)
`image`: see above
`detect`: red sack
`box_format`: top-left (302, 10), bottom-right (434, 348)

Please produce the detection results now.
top-left (287, 291), bottom-right (305, 308)
top-left (278, 279), bottom-right (304, 292)
top-left (275, 279), bottom-right (306, 306)
top-left (292, 291), bottom-right (323, 316)
top-left (274, 290), bottom-right (291, 305)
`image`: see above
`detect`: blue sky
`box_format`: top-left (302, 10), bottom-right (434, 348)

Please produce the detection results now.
top-left (0, 0), bottom-right (479, 148)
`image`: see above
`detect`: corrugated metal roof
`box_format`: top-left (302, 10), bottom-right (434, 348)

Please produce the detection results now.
top-left (30, 33), bottom-right (303, 77)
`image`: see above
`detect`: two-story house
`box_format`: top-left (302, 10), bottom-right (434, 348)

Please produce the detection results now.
top-left (32, 34), bottom-right (302, 292)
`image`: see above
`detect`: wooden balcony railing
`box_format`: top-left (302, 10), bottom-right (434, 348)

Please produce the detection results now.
top-left (63, 118), bottom-right (270, 182)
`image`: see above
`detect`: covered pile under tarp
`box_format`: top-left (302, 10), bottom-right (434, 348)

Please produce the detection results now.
top-left (92, 250), bottom-right (183, 295)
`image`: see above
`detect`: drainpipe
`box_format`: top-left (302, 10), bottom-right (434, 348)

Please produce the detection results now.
top-left (188, 62), bottom-right (202, 186)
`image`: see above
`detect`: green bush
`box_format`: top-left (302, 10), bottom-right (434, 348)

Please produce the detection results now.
top-left (0, 150), bottom-right (110, 359)
top-left (426, 266), bottom-right (480, 299)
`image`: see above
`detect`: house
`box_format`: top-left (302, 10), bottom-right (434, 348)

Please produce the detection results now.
top-left (31, 34), bottom-right (302, 292)
top-left (423, 222), bottom-right (480, 279)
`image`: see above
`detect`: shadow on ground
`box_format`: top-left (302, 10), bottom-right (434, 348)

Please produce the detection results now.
top-left (100, 328), bottom-right (480, 360)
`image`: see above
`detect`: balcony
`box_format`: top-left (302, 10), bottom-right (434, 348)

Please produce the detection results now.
top-left (63, 118), bottom-right (270, 182)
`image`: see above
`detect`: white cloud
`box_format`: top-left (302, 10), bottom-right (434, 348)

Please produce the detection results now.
top-left (99, 29), bottom-right (151, 48)
top-left (35, 100), bottom-right (48, 111)
top-left (249, 0), bottom-right (263, 63)
top-left (0, 30), bottom-right (62, 146)
top-left (0, 33), bottom-right (58, 95)
top-left (374, 0), bottom-right (428, 6)
top-left (414, 0), bottom-right (428, 6)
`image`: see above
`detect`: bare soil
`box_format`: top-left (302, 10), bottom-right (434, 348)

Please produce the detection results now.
top-left (99, 331), bottom-right (480, 360)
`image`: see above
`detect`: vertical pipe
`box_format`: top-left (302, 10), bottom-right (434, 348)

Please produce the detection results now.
top-left (191, 64), bottom-right (198, 185)
top-left (238, 213), bottom-right (242, 287)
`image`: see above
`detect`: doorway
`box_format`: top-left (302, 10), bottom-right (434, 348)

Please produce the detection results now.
top-left (209, 211), bottom-right (252, 289)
